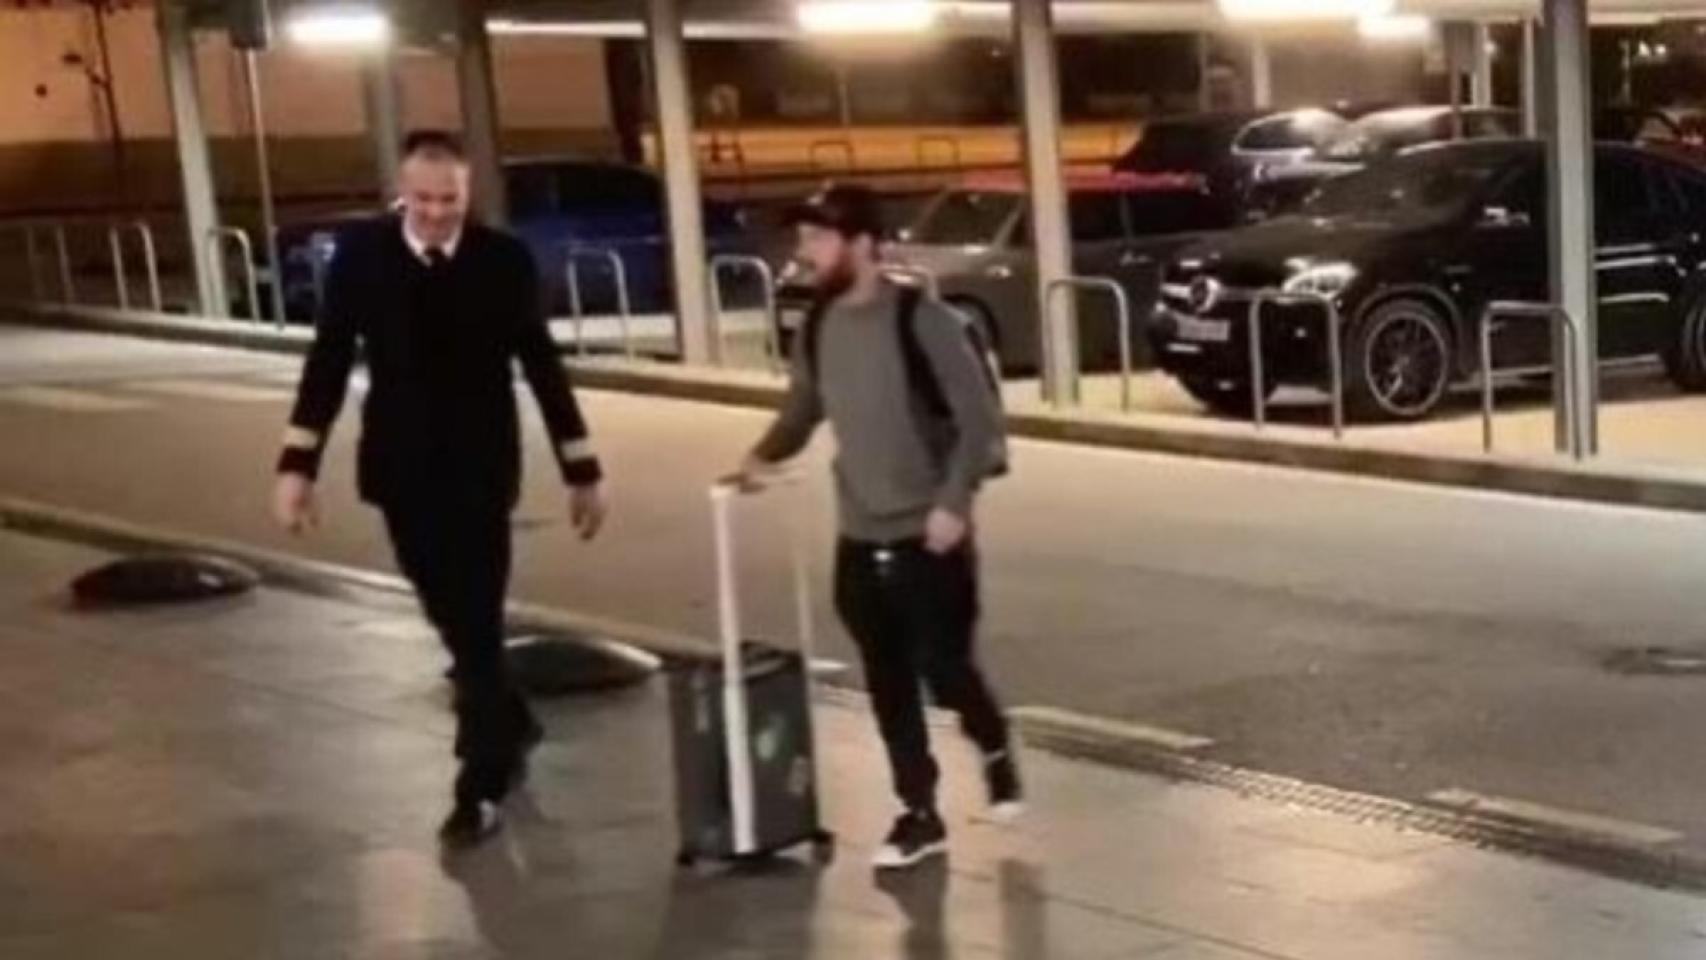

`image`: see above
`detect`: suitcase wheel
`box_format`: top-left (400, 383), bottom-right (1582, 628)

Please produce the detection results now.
top-left (811, 830), bottom-right (837, 865)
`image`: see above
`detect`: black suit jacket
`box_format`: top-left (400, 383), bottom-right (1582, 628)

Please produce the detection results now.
top-left (278, 215), bottom-right (601, 509)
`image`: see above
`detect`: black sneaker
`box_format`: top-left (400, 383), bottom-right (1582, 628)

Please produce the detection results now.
top-left (872, 809), bottom-right (948, 870)
top-left (984, 749), bottom-right (1025, 822)
top-left (439, 800), bottom-right (503, 849)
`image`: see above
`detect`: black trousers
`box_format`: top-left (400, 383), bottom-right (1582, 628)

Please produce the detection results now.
top-left (834, 537), bottom-right (1011, 812)
top-left (382, 497), bottom-right (537, 806)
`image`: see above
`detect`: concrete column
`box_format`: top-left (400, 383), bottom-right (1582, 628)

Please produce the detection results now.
top-left (1543, 0), bottom-right (1598, 455)
top-left (156, 0), bottom-right (222, 316)
top-left (1013, 0), bottom-right (1076, 405)
top-left (361, 51), bottom-right (404, 201)
top-left (1471, 22), bottom-right (1494, 106)
top-left (1521, 19), bottom-right (1539, 136)
top-left (242, 50), bottom-right (286, 325)
top-left (1197, 33), bottom-right (1214, 112)
top-left (643, 0), bottom-right (714, 365)
top-left (1249, 38), bottom-right (1272, 109)
top-left (454, 1), bottom-right (508, 227)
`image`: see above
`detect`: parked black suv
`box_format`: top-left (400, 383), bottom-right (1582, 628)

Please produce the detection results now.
top-left (1151, 139), bottom-right (1706, 421)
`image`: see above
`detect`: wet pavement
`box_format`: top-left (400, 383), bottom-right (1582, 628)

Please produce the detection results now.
top-left (9, 527), bottom-right (1706, 958)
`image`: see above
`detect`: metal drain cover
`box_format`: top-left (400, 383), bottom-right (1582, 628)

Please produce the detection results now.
top-left (506, 632), bottom-right (661, 695)
top-left (71, 553), bottom-right (259, 609)
top-left (1603, 646), bottom-right (1706, 676)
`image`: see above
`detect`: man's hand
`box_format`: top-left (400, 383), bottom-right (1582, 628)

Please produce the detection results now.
top-left (924, 507), bottom-right (969, 555)
top-left (569, 483), bottom-right (608, 541)
top-left (273, 473), bottom-right (319, 535)
top-left (723, 454), bottom-right (777, 494)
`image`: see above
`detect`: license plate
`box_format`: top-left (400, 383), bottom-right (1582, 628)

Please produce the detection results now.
top-left (1176, 315), bottom-right (1231, 343)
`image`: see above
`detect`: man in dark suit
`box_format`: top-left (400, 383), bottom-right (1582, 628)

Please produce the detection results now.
top-left (271, 131), bottom-right (608, 848)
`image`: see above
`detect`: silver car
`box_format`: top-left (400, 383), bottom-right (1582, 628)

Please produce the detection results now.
top-left (779, 173), bottom-right (1235, 374)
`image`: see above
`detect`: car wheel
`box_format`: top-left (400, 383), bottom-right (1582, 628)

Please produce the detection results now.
top-left (1662, 288), bottom-right (1706, 392)
top-left (1347, 298), bottom-right (1454, 421)
top-left (1179, 375), bottom-right (1275, 418)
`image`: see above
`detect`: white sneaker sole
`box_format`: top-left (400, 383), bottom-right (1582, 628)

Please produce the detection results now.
top-left (872, 839), bottom-right (948, 870)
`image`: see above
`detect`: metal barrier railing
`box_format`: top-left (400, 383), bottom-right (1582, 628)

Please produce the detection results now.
top-left (1478, 301), bottom-right (1584, 460)
top-left (206, 226), bottom-right (262, 324)
top-left (13, 223), bottom-right (45, 302)
top-left (51, 224), bottom-right (75, 305)
top-left (1248, 289), bottom-right (1344, 439)
top-left (708, 254), bottom-right (780, 373)
top-left (879, 264), bottom-right (940, 300)
top-left (1045, 276), bottom-right (1134, 412)
top-left (915, 135), bottom-right (962, 170)
top-left (564, 245), bottom-right (633, 358)
top-left (809, 139), bottom-right (856, 173)
top-left (107, 221), bottom-right (162, 313)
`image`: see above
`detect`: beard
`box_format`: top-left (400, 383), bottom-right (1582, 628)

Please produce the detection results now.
top-left (812, 250), bottom-right (858, 301)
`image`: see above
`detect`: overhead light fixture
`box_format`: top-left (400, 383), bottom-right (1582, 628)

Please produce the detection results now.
top-left (1221, 0), bottom-right (1391, 23)
top-left (797, 0), bottom-right (940, 35)
top-left (1358, 12), bottom-right (1430, 41)
top-left (285, 5), bottom-right (391, 48)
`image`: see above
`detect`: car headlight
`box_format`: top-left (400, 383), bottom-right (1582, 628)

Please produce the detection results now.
top-left (1282, 261), bottom-right (1357, 297)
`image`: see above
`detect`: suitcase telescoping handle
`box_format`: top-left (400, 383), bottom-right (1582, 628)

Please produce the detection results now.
top-left (708, 475), bottom-right (816, 856)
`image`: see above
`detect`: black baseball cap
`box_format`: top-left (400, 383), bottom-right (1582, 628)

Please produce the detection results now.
top-left (783, 184), bottom-right (883, 239)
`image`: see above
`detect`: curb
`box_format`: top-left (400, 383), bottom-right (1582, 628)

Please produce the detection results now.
top-left (6, 494), bottom-right (1706, 892)
top-left (10, 304), bottom-right (1706, 517)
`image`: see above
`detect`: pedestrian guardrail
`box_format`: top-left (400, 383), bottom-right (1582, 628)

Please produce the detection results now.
top-left (879, 264), bottom-right (940, 300)
top-left (206, 226), bottom-right (262, 323)
top-left (809, 139), bottom-right (856, 173)
top-left (1248, 289), bottom-right (1344, 439)
top-left (107, 221), bottom-right (162, 313)
top-left (1478, 301), bottom-right (1584, 460)
top-left (915, 135), bottom-right (962, 170)
top-left (1045, 276), bottom-right (1134, 412)
top-left (708, 254), bottom-right (780, 373)
top-left (9, 222), bottom-right (46, 302)
top-left (564, 246), bottom-right (633, 358)
top-left (50, 223), bottom-right (75, 305)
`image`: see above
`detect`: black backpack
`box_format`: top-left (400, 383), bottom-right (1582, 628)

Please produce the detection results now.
top-left (802, 286), bottom-right (1009, 478)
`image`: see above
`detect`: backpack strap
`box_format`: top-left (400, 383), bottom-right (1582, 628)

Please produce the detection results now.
top-left (802, 294), bottom-right (831, 385)
top-left (894, 286), bottom-right (952, 418)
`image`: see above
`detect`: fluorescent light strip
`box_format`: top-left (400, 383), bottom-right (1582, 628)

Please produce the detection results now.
top-left (797, 0), bottom-right (940, 34)
top-left (286, 8), bottom-right (391, 47)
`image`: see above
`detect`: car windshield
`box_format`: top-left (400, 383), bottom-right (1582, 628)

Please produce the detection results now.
top-left (1323, 111), bottom-right (1448, 161)
top-left (1302, 149), bottom-right (1515, 220)
top-left (908, 190), bottom-right (1021, 245)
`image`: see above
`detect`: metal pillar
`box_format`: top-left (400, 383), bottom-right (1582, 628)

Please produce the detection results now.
top-left (1013, 0), bottom-right (1075, 404)
top-left (361, 50), bottom-right (403, 201)
top-left (1521, 19), bottom-right (1539, 136)
top-left (1543, 0), bottom-right (1597, 455)
top-left (241, 51), bottom-right (286, 325)
top-left (455, 1), bottom-right (508, 226)
top-left (156, 0), bottom-right (222, 316)
top-left (1197, 33), bottom-right (1214, 112)
top-left (1249, 38), bottom-right (1272, 109)
top-left (644, 0), bottom-right (714, 365)
top-left (1471, 22), bottom-right (1494, 106)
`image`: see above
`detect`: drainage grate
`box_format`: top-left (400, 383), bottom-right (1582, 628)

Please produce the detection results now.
top-left (1603, 646), bottom-right (1706, 676)
top-left (1019, 723), bottom-right (1706, 893)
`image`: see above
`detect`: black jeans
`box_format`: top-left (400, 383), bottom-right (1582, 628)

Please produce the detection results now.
top-left (382, 497), bottom-right (536, 806)
top-left (834, 537), bottom-right (1011, 812)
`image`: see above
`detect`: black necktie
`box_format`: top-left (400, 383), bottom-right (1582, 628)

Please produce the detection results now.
top-left (426, 247), bottom-right (449, 269)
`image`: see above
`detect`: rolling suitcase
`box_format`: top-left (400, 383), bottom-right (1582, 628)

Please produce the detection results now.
top-left (669, 479), bottom-right (835, 866)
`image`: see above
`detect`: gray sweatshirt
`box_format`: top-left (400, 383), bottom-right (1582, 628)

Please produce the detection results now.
top-left (753, 282), bottom-right (1004, 542)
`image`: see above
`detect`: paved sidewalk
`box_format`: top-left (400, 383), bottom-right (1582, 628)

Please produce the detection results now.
top-left (4, 528), bottom-right (1706, 959)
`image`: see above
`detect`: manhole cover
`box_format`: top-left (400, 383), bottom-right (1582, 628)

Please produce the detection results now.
top-left (1603, 646), bottom-right (1706, 676)
top-left (506, 632), bottom-right (660, 696)
top-left (71, 553), bottom-right (259, 609)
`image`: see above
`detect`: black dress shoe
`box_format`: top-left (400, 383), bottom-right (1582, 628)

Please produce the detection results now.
top-left (439, 800), bottom-right (503, 849)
